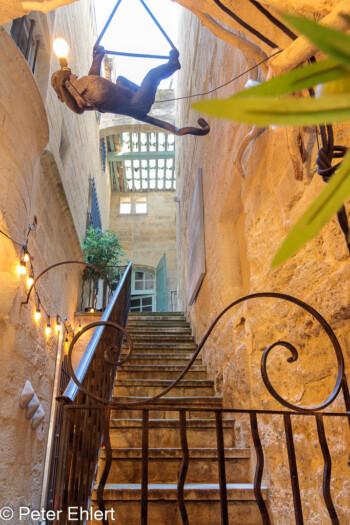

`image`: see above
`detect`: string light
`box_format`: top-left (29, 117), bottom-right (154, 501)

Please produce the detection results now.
top-left (34, 307), bottom-right (42, 321)
top-left (46, 318), bottom-right (52, 336)
top-left (23, 250), bottom-right (30, 262)
top-left (90, 308), bottom-right (95, 313)
top-left (56, 315), bottom-right (62, 333)
top-left (18, 261), bottom-right (26, 275)
top-left (27, 272), bottom-right (34, 288)
top-left (78, 320), bottom-right (82, 331)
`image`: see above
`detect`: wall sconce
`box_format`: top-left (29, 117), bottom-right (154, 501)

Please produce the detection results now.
top-left (20, 381), bottom-right (45, 430)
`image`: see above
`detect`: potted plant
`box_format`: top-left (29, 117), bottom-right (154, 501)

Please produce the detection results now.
top-left (82, 226), bottom-right (126, 310)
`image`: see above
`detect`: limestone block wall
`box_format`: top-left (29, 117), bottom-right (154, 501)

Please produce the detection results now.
top-left (0, 0), bottom-right (78, 25)
top-left (0, 1), bottom-right (109, 519)
top-left (110, 191), bottom-right (178, 311)
top-left (176, 9), bottom-right (350, 524)
top-left (0, 36), bottom-right (83, 516)
top-left (43, 0), bottom-right (110, 238)
top-left (173, 0), bottom-right (350, 77)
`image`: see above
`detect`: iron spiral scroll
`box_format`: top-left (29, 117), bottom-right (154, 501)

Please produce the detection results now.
top-left (67, 292), bottom-right (349, 412)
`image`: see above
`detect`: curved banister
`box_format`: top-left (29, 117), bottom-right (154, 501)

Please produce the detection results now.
top-left (58, 261), bottom-right (132, 403)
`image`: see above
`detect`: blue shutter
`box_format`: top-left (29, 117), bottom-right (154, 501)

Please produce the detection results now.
top-left (156, 254), bottom-right (167, 312)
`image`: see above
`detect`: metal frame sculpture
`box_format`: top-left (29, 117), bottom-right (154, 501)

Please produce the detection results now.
top-left (51, 0), bottom-right (210, 136)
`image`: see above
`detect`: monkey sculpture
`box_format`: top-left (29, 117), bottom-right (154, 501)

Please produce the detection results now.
top-left (51, 45), bottom-right (209, 136)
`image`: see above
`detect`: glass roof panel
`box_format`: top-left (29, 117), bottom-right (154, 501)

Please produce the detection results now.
top-left (110, 131), bottom-right (176, 192)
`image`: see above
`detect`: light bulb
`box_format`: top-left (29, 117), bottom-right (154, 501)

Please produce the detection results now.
top-left (78, 321), bottom-right (82, 332)
top-left (23, 251), bottom-right (30, 262)
top-left (56, 316), bottom-right (62, 332)
top-left (18, 261), bottom-right (26, 275)
top-left (90, 308), bottom-right (95, 313)
top-left (27, 274), bottom-right (34, 288)
top-left (34, 308), bottom-right (41, 321)
top-left (46, 323), bottom-right (52, 336)
top-left (53, 38), bottom-right (69, 60)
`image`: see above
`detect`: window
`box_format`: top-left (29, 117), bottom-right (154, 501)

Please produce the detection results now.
top-left (11, 17), bottom-right (40, 74)
top-left (120, 197), bottom-right (131, 214)
top-left (134, 271), bottom-right (154, 291)
top-left (130, 296), bottom-right (153, 312)
top-left (136, 197), bottom-right (147, 214)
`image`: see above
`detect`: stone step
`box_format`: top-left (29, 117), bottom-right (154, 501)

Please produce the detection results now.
top-left (90, 484), bottom-right (267, 525)
top-left (130, 343), bottom-right (198, 352)
top-left (109, 418), bottom-right (235, 448)
top-left (127, 327), bottom-right (192, 335)
top-left (96, 447), bottom-right (251, 484)
top-left (111, 408), bottom-right (218, 420)
top-left (111, 396), bottom-right (222, 409)
top-left (131, 333), bottom-right (194, 341)
top-left (117, 365), bottom-right (206, 380)
top-left (127, 320), bottom-right (189, 328)
top-left (114, 379), bottom-right (214, 397)
top-left (127, 353), bottom-right (201, 365)
top-left (129, 312), bottom-right (184, 316)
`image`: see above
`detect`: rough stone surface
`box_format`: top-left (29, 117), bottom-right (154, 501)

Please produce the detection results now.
top-left (0, 0), bottom-right (77, 25)
top-left (0, 1), bottom-right (104, 520)
top-left (176, 8), bottom-right (350, 524)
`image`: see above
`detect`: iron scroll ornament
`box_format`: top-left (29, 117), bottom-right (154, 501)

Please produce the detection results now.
top-left (66, 292), bottom-right (348, 413)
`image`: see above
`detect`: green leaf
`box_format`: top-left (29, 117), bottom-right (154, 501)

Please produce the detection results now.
top-left (284, 14), bottom-right (350, 67)
top-left (234, 59), bottom-right (345, 99)
top-left (272, 149), bottom-right (350, 267)
top-left (193, 94), bottom-right (350, 127)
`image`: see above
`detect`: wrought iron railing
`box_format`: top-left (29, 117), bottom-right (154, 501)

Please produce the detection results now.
top-left (49, 291), bottom-right (350, 525)
top-left (46, 262), bottom-right (132, 523)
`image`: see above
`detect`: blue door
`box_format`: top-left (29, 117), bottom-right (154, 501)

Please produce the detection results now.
top-left (156, 254), bottom-right (167, 312)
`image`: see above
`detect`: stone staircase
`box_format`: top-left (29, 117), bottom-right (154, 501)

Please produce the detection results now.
top-left (90, 312), bottom-right (267, 524)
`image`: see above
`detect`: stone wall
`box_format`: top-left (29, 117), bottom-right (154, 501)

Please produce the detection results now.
top-left (0, 0), bottom-right (78, 25)
top-left (176, 9), bottom-right (350, 524)
top-left (0, 1), bottom-right (106, 520)
top-left (44, 0), bottom-right (110, 238)
top-left (110, 191), bottom-right (177, 312)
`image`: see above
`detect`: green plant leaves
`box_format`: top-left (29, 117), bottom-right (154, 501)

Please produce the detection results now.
top-left (82, 227), bottom-right (125, 282)
top-left (193, 93), bottom-right (350, 127)
top-left (234, 59), bottom-right (346, 99)
top-left (284, 14), bottom-right (350, 67)
top-left (272, 150), bottom-right (350, 266)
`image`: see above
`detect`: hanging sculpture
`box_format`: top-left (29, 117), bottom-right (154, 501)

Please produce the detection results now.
top-left (51, 0), bottom-right (210, 137)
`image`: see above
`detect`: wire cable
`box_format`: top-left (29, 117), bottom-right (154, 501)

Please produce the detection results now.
top-left (154, 49), bottom-right (282, 104)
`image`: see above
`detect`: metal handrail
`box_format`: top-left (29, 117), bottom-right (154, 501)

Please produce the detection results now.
top-left (59, 261), bottom-right (132, 403)
top-left (46, 262), bottom-right (132, 522)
